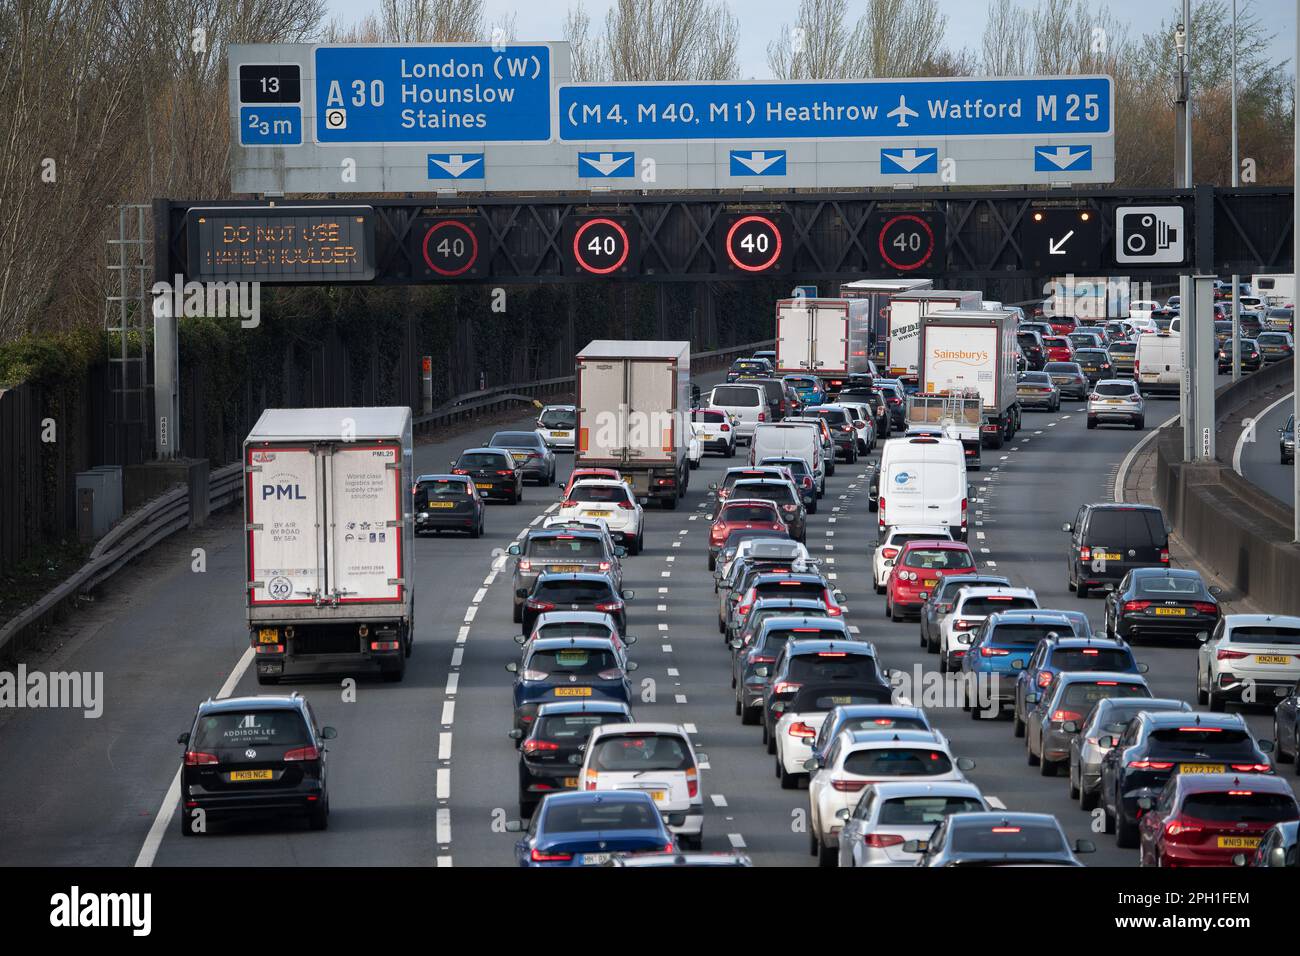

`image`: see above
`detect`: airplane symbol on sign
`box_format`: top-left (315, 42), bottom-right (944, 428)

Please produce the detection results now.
top-left (887, 95), bottom-right (919, 128)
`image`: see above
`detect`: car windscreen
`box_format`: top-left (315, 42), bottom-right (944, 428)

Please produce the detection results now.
top-left (1096, 383), bottom-right (1136, 397)
top-left (1109, 342), bottom-right (1136, 354)
top-left (527, 536), bottom-right (604, 559)
top-left (949, 824), bottom-right (1066, 854)
top-left (1148, 727), bottom-right (1256, 756)
top-left (1181, 793), bottom-right (1298, 824)
top-left (1044, 363), bottom-right (1078, 372)
top-left (590, 734), bottom-right (692, 772)
top-left (903, 548), bottom-right (974, 570)
top-left (810, 408), bottom-right (850, 424)
top-left (878, 796), bottom-right (985, 826)
top-left (960, 596), bottom-right (1038, 615)
top-left (569, 485), bottom-right (629, 504)
top-left (537, 622), bottom-right (613, 640)
top-left (985, 623), bottom-right (1061, 646)
top-left (416, 479), bottom-right (471, 501)
top-left (756, 581), bottom-right (825, 604)
top-left (1049, 648), bottom-right (1133, 671)
top-left (526, 647), bottom-right (618, 675)
top-left (725, 528), bottom-right (787, 549)
top-left (193, 710), bottom-right (309, 750)
top-left (721, 503), bottom-right (780, 522)
top-left (786, 377), bottom-right (818, 387)
top-left (763, 458), bottom-right (810, 477)
top-left (544, 800), bottom-right (661, 832)
top-left (1085, 510), bottom-right (1165, 545)
top-left (842, 748), bottom-right (953, 776)
top-left (459, 453), bottom-right (510, 470)
top-left (1226, 626), bottom-right (1300, 645)
top-left (712, 386), bottom-right (763, 407)
top-left (539, 409), bottom-right (576, 428)
top-left (1059, 681), bottom-right (1149, 711)
top-left (1258, 334), bottom-right (1289, 345)
top-left (534, 713), bottom-right (622, 742)
top-left (787, 653), bottom-right (876, 683)
top-left (789, 687), bottom-right (889, 711)
top-left (492, 432), bottom-right (543, 447)
top-left (535, 581), bottom-right (615, 604)
top-left (837, 715), bottom-right (929, 736)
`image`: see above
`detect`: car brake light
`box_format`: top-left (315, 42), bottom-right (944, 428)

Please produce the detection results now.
top-left (530, 848), bottom-right (574, 862)
top-left (1037, 671), bottom-right (1053, 687)
top-left (1193, 602), bottom-right (1218, 615)
top-left (184, 751), bottom-right (219, 766)
top-left (594, 601), bottom-right (623, 613)
top-left (518, 559), bottom-right (532, 572)
top-left (758, 411), bottom-right (767, 422)
top-left (721, 422), bottom-right (730, 431)
top-left (953, 619), bottom-right (975, 631)
top-left (882, 547), bottom-right (899, 560)
top-left (865, 833), bottom-right (905, 848)
top-left (1079, 546), bottom-right (1092, 562)
top-left (522, 669), bottom-right (549, 680)
top-left (1231, 763), bottom-right (1271, 773)
top-left (772, 681), bottom-right (801, 695)
top-left (560, 500), bottom-right (576, 508)
top-left (980, 646), bottom-right (1008, 657)
top-left (1123, 600), bottom-right (1151, 612)
top-left (832, 779), bottom-right (868, 792)
top-left (584, 770), bottom-right (598, 791)
top-left (1127, 759), bottom-right (1174, 770)
top-left (526, 600), bottom-right (556, 612)
top-left (687, 766), bottom-right (698, 798)
top-left (1159, 548), bottom-right (1169, 563)
top-left (596, 668), bottom-right (624, 680)
top-left (451, 468), bottom-right (468, 475)
top-left (961, 498), bottom-right (968, 530)
top-left (497, 470), bottom-right (515, 476)
top-left (1050, 710), bottom-right (1082, 723)
top-left (1164, 819), bottom-right (1202, 839)
top-left (522, 740), bottom-right (560, 754)
top-left (1217, 648), bottom-right (1250, 661)
top-left (283, 745), bottom-right (319, 761)
top-left (750, 656), bottom-right (776, 664)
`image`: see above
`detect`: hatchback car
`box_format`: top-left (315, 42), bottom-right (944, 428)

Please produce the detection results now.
top-left (762, 638), bottom-right (889, 752)
top-left (732, 609), bottom-right (833, 723)
top-left (1218, 339), bottom-right (1264, 373)
top-left (940, 587), bottom-right (1040, 673)
top-left (1067, 697), bottom-right (1192, 811)
top-left (1108, 340), bottom-right (1137, 376)
top-left (1257, 331), bottom-right (1295, 363)
top-left (1014, 636), bottom-right (1148, 737)
top-left (561, 467), bottom-right (622, 499)
top-left (708, 499), bottom-right (787, 569)
top-left (806, 405), bottom-right (860, 463)
top-left (508, 791), bottom-right (674, 866)
top-left (1197, 614), bottom-right (1300, 712)
top-left (510, 700), bottom-right (633, 816)
top-left (758, 456), bottom-right (819, 512)
top-left (727, 357), bottom-right (774, 381)
top-left (885, 539), bottom-right (977, 622)
top-left (1024, 671), bottom-right (1152, 777)
top-left (558, 480), bottom-right (645, 554)
top-left (910, 812), bottom-right (1094, 867)
top-left (783, 374), bottom-right (827, 406)
top-left (872, 525), bottom-right (953, 594)
top-left (451, 447), bottom-right (523, 504)
top-left (488, 430), bottom-right (557, 485)
top-left (579, 723), bottom-right (704, 848)
top-left (1016, 371), bottom-right (1061, 411)
top-left (1103, 567), bottom-right (1220, 643)
top-left (960, 611), bottom-right (1081, 719)
top-left (1086, 378), bottom-right (1145, 430)
top-left (689, 407), bottom-right (738, 457)
top-left (535, 405), bottom-right (577, 451)
top-left (413, 473), bottom-right (485, 537)
top-left (509, 529), bottom-right (623, 622)
top-left (1042, 337), bottom-right (1075, 364)
top-left (729, 478), bottom-right (807, 543)
top-left (1043, 361), bottom-right (1088, 400)
top-left (1064, 503), bottom-right (1170, 597)
top-left (920, 573), bottom-right (1010, 655)
top-left (836, 781), bottom-right (988, 868)
top-left (1016, 330), bottom-right (1047, 370)
top-left (516, 573), bottom-right (633, 637)
top-left (177, 694), bottom-right (336, 835)
top-left (1138, 772), bottom-right (1299, 868)
top-left (507, 636), bottom-right (637, 733)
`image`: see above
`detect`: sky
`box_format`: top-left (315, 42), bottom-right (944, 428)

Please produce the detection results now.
top-left (324, 0), bottom-right (1297, 79)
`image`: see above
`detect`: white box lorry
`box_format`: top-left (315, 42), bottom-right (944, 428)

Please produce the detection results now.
top-left (918, 309), bottom-right (1021, 449)
top-left (1252, 274), bottom-right (1295, 308)
top-left (775, 298), bottom-right (870, 393)
top-left (886, 290), bottom-right (983, 384)
top-left (839, 278), bottom-right (934, 369)
top-left (576, 340), bottom-right (691, 509)
top-left (244, 407), bottom-right (415, 684)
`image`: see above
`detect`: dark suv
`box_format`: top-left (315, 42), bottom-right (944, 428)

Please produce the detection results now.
top-left (518, 572), bottom-right (633, 636)
top-left (741, 376), bottom-right (802, 421)
top-left (509, 529), bottom-right (624, 622)
top-left (1016, 330), bottom-right (1047, 370)
top-left (1063, 504), bottom-right (1169, 598)
top-left (177, 693), bottom-right (336, 835)
top-left (807, 405), bottom-right (859, 463)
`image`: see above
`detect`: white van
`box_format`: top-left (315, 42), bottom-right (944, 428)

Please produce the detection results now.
top-left (749, 421), bottom-right (825, 494)
top-left (1134, 331), bottom-right (1182, 395)
top-left (875, 436), bottom-right (969, 541)
top-left (707, 383), bottom-right (768, 444)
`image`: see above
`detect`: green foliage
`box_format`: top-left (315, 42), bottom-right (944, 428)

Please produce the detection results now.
top-left (0, 326), bottom-right (104, 388)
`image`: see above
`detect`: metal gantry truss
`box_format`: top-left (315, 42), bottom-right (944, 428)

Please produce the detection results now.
top-left (105, 204), bottom-right (154, 462)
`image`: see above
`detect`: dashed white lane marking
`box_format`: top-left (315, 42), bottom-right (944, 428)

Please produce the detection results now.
top-left (838, 494), bottom-right (848, 499)
top-left (848, 483), bottom-right (858, 489)
top-left (658, 587), bottom-right (668, 594)
top-left (658, 623), bottom-right (669, 631)
top-left (980, 547), bottom-right (991, 553)
top-left (976, 532), bottom-right (986, 540)
top-left (441, 702), bottom-right (455, 725)
top-left (828, 573), bottom-right (838, 580)
top-left (824, 545), bottom-right (834, 551)
top-left (667, 668), bottom-right (680, 677)
top-left (472, 587), bottom-right (487, 604)
top-left (828, 517), bottom-right (837, 523)
top-left (657, 604), bottom-right (667, 611)
top-left (491, 555), bottom-right (507, 571)
top-left (825, 557), bottom-right (835, 564)
top-left (826, 531), bottom-right (835, 537)
top-left (986, 560), bottom-right (998, 568)
top-left (445, 673), bottom-right (459, 695)
top-left (987, 796), bottom-right (1007, 810)
top-left (661, 644), bottom-right (673, 653)
top-left (688, 514), bottom-right (699, 521)
top-left (438, 732), bottom-right (453, 760)
top-left (436, 808), bottom-right (452, 845)
top-left (711, 794), bottom-right (729, 808)
top-left (484, 571), bottom-right (497, 586)
top-left (1034, 430), bottom-right (1043, 435)
top-left (848, 625), bottom-right (860, 634)
top-left (675, 694), bottom-right (688, 704)
top-left (1000, 455), bottom-right (1009, 460)
top-left (666, 555), bottom-right (675, 562)
top-left (728, 833), bottom-right (748, 849)
top-left (463, 605), bottom-right (478, 623)
top-left (436, 855), bottom-right (453, 867)
top-left (832, 507), bottom-right (841, 512)
top-left (698, 760), bottom-right (711, 770)
top-left (672, 540), bottom-right (681, 548)
top-left (450, 647), bottom-right (464, 668)
top-left (456, 626), bottom-right (470, 644)
top-left (437, 768), bottom-right (451, 799)
top-left (661, 571), bottom-right (671, 577)
top-left (545, 503), bottom-right (558, 514)
top-left (684, 723), bottom-right (698, 734)
top-left (529, 515), bottom-right (543, 526)
top-left (679, 529), bottom-right (689, 535)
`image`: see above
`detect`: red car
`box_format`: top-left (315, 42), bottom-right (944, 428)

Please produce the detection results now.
top-left (561, 467), bottom-right (622, 499)
top-left (885, 539), bottom-right (977, 622)
top-left (1138, 773), bottom-right (1299, 868)
top-left (708, 499), bottom-right (786, 570)
top-left (1048, 315), bottom-right (1078, 336)
top-left (1042, 336), bottom-right (1075, 363)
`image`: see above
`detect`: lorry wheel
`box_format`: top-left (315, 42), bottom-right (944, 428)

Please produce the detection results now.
top-left (663, 495), bottom-right (677, 511)
top-left (382, 656), bottom-right (406, 683)
top-left (689, 458), bottom-right (699, 470)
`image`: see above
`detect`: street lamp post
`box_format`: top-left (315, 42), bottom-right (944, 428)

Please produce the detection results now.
top-left (1294, 0), bottom-right (1299, 543)
top-left (1231, 0), bottom-right (1241, 381)
top-left (1174, 22), bottom-right (1190, 188)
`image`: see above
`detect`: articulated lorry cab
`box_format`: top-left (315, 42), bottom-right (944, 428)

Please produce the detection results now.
top-left (918, 309), bottom-right (1021, 449)
top-left (244, 407), bottom-right (415, 684)
top-left (576, 340), bottom-right (691, 508)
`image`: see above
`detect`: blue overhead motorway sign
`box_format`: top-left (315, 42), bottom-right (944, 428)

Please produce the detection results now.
top-left (558, 76), bottom-right (1112, 141)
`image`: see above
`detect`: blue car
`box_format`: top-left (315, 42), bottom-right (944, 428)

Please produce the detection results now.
top-left (507, 636), bottom-right (636, 734)
top-left (959, 611), bottom-right (1084, 719)
top-left (808, 704), bottom-right (938, 765)
top-left (1013, 632), bottom-right (1148, 737)
top-left (783, 374), bottom-right (826, 406)
top-left (511, 791), bottom-right (675, 866)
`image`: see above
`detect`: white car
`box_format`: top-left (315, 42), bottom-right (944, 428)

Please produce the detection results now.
top-left (579, 722), bottom-right (704, 849)
top-left (1196, 614), bottom-right (1300, 712)
top-left (707, 383), bottom-right (769, 444)
top-left (939, 586), bottom-right (1040, 673)
top-left (715, 537), bottom-right (812, 587)
top-left (838, 400), bottom-right (877, 453)
top-left (806, 729), bottom-right (974, 866)
top-left (540, 515), bottom-right (620, 557)
top-left (1128, 300), bottom-right (1160, 320)
top-left (535, 404), bottom-right (577, 450)
top-left (774, 686), bottom-right (901, 789)
top-left (558, 479), bottom-right (645, 554)
top-left (836, 780), bottom-right (989, 867)
top-left (689, 407), bottom-right (738, 458)
top-left (873, 525), bottom-right (952, 594)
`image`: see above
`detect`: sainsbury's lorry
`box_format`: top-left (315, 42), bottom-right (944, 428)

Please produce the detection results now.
top-left (918, 309), bottom-right (1021, 449)
top-left (244, 407), bottom-right (415, 684)
top-left (576, 340), bottom-right (691, 509)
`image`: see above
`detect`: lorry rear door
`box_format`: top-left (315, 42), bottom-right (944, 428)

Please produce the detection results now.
top-left (325, 443), bottom-right (405, 603)
top-left (812, 305), bottom-right (848, 374)
top-left (247, 446), bottom-right (323, 607)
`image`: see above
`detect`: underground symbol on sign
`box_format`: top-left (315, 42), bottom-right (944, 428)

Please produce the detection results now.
top-left (268, 576), bottom-right (293, 600)
top-left (325, 108), bottom-right (347, 130)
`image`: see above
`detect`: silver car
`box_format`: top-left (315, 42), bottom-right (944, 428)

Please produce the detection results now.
top-left (1086, 378), bottom-right (1145, 430)
top-left (1066, 697), bottom-right (1191, 810)
top-left (836, 781), bottom-right (988, 867)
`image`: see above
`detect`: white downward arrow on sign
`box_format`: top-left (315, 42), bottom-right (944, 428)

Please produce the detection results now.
top-left (734, 151), bottom-right (782, 174)
top-left (1037, 146), bottom-right (1087, 169)
top-left (886, 149), bottom-right (933, 173)
top-left (431, 154), bottom-right (482, 177)
top-left (582, 153), bottom-right (630, 176)
top-left (1048, 229), bottom-right (1075, 255)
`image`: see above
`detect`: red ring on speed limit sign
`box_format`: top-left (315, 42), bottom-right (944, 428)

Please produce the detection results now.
top-left (725, 215), bottom-right (783, 272)
top-left (421, 219), bottom-right (479, 277)
top-left (878, 214), bottom-right (935, 272)
top-left (573, 218), bottom-right (630, 274)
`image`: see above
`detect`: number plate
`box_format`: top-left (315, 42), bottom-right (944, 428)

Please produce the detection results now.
top-left (476, 483), bottom-right (493, 489)
top-left (229, 769), bottom-right (273, 782)
top-left (257, 628), bottom-right (279, 643)
top-left (1105, 399), bottom-right (1124, 404)
top-left (649, 790), bottom-right (666, 801)
top-left (582, 853), bottom-right (610, 865)
top-left (924, 579), bottom-right (938, 586)
top-left (1256, 655), bottom-right (1291, 665)
top-left (549, 565), bottom-right (582, 573)
top-left (586, 510), bottom-right (612, 517)
top-left (428, 501), bottom-right (454, 509)
top-left (1179, 763), bottom-right (1225, 774)
top-left (554, 687), bottom-right (592, 697)
top-left (562, 777), bottom-right (579, 788)
top-left (1101, 552), bottom-right (1123, 561)
top-left (550, 431), bottom-right (568, 437)
top-left (1217, 836), bottom-right (1260, 849)
top-left (1153, 607), bottom-right (1187, 616)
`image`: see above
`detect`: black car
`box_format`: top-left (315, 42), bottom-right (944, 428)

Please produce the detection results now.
top-left (1281, 414), bottom-right (1295, 465)
top-left (1103, 567), bottom-right (1221, 643)
top-left (1073, 348), bottom-right (1114, 385)
top-left (727, 358), bottom-right (774, 382)
top-left (488, 431), bottom-right (557, 485)
top-left (452, 447), bottom-right (524, 504)
top-left (1043, 361), bottom-right (1089, 400)
top-left (1016, 330), bottom-right (1047, 371)
top-left (413, 473), bottom-right (485, 537)
top-left (874, 381), bottom-right (907, 430)
top-left (920, 574), bottom-right (1010, 654)
top-left (838, 385), bottom-right (891, 437)
top-left (518, 572), bottom-right (633, 636)
top-left (731, 606), bottom-right (831, 722)
top-left (910, 812), bottom-right (1094, 866)
top-left (1099, 711), bottom-right (1274, 848)
top-left (740, 376), bottom-right (800, 421)
top-left (510, 700), bottom-right (632, 817)
top-left (757, 456), bottom-right (818, 512)
top-left (177, 694), bottom-right (336, 835)
top-left (1063, 503), bottom-right (1169, 597)
top-left (761, 637), bottom-right (890, 753)
top-left (807, 405), bottom-right (860, 463)
top-left (1217, 338), bottom-right (1264, 373)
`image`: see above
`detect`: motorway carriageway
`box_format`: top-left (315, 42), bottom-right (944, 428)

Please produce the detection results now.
top-left (1236, 390), bottom-right (1296, 507)
top-left (0, 370), bottom-right (1275, 868)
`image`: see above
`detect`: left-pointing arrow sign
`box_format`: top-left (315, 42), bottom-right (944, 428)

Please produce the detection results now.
top-left (427, 153), bottom-right (484, 179)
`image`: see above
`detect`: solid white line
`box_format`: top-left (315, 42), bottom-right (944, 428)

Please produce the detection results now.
top-left (728, 833), bottom-right (747, 848)
top-left (1234, 391), bottom-right (1293, 475)
top-left (1114, 412), bottom-right (1181, 502)
top-left (134, 645), bottom-right (254, 867)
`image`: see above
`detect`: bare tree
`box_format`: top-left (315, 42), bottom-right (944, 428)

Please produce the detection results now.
top-left (769, 0), bottom-right (954, 80)
top-left (981, 0), bottom-right (1030, 75)
top-left (602, 0), bottom-right (739, 81)
top-left (859, 0), bottom-right (949, 77)
top-left (766, 0), bottom-right (860, 80)
top-left (564, 3), bottom-right (608, 82)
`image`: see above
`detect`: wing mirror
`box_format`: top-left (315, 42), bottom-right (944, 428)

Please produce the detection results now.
top-left (836, 807), bottom-right (852, 820)
top-left (507, 544), bottom-right (522, 555)
top-left (514, 635), bottom-right (527, 645)
top-left (902, 839), bottom-right (928, 854)
top-left (515, 587), bottom-right (529, 598)
top-left (955, 756), bottom-right (976, 772)
top-left (507, 729), bottom-right (523, 740)
top-left (832, 590), bottom-right (845, 602)
top-left (1024, 692), bottom-right (1039, 704)
top-left (505, 662), bottom-right (519, 673)
top-left (729, 639), bottom-right (742, 650)
top-left (1136, 796), bottom-right (1154, 811)
top-left (568, 753), bottom-right (584, 766)
top-left (1098, 735), bottom-right (1116, 749)
top-left (320, 726), bottom-right (337, 740)
top-left (177, 731), bottom-right (190, 745)
top-left (1061, 522), bottom-right (1073, 533)
top-left (621, 590), bottom-right (635, 601)
top-left (624, 635), bottom-right (638, 646)
top-left (1072, 839), bottom-right (1097, 855)
top-left (1136, 662), bottom-right (1150, 674)
top-left (957, 633), bottom-right (974, 646)
top-left (626, 662), bottom-right (639, 672)
top-left (614, 546), bottom-right (627, 558)
top-left (1196, 630), bottom-right (1210, 643)
top-left (504, 820), bottom-right (523, 833)
top-left (1209, 585), bottom-right (1223, 596)
top-left (803, 757), bottom-right (822, 772)
top-left (1258, 739), bottom-right (1274, 753)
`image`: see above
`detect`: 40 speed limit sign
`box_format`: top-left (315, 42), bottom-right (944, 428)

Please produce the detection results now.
top-left (716, 212), bottom-right (791, 275)
top-left (868, 210), bottom-right (945, 275)
top-left (563, 215), bottom-right (638, 277)
top-left (412, 216), bottom-right (486, 278)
